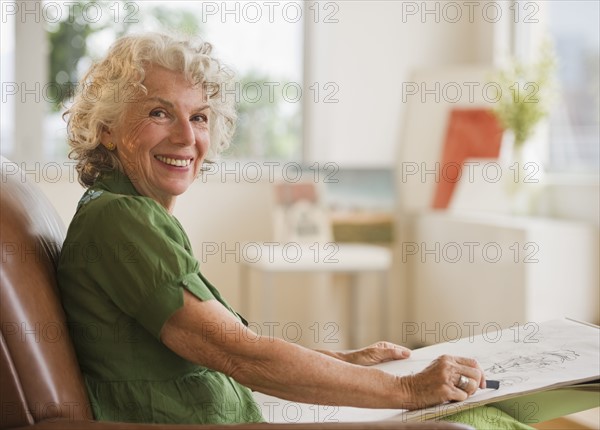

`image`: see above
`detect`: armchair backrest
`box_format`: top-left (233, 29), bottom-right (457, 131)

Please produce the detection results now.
top-left (0, 158), bottom-right (92, 428)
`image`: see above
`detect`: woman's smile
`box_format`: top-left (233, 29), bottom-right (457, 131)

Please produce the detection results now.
top-left (154, 155), bottom-right (194, 168)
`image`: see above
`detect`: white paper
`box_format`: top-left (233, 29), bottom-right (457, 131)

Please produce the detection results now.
top-left (252, 319), bottom-right (600, 423)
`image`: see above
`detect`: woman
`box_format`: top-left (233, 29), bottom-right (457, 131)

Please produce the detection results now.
top-left (57, 33), bottom-right (529, 428)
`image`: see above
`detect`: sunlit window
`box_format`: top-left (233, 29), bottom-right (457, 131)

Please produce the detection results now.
top-left (544, 1), bottom-right (599, 172)
top-left (44, 0), bottom-right (303, 160)
top-left (0, 10), bottom-right (15, 156)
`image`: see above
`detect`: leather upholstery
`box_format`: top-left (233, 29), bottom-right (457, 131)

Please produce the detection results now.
top-left (0, 330), bottom-right (33, 428)
top-left (1, 157), bottom-right (92, 427)
top-left (0, 157), bottom-right (471, 430)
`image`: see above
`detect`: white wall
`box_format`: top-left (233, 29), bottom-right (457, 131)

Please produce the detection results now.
top-left (13, 0), bottom-right (47, 163)
top-left (305, 1), bottom-right (486, 168)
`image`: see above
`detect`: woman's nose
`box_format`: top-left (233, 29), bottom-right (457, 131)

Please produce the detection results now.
top-left (170, 119), bottom-right (195, 146)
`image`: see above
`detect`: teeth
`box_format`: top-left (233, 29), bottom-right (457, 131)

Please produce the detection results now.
top-left (155, 155), bottom-right (191, 167)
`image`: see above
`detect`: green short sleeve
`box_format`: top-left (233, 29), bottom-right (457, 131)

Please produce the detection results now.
top-left (58, 176), bottom-right (263, 425)
top-left (67, 194), bottom-right (215, 339)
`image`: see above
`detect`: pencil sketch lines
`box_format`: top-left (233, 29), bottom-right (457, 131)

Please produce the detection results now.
top-left (486, 349), bottom-right (580, 375)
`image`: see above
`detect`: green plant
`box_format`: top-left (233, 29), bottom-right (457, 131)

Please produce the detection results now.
top-left (490, 41), bottom-right (557, 148)
top-left (47, 1), bottom-right (203, 112)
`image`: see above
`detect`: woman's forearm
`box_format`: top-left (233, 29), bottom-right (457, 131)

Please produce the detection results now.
top-left (315, 348), bottom-right (345, 361)
top-left (161, 292), bottom-right (484, 411)
top-left (161, 293), bottom-right (410, 409)
top-left (228, 335), bottom-right (411, 409)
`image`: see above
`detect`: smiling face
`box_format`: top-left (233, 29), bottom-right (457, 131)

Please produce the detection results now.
top-left (101, 65), bottom-right (210, 212)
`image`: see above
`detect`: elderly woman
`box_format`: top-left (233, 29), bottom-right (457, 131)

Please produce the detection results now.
top-left (57, 33), bottom-right (531, 428)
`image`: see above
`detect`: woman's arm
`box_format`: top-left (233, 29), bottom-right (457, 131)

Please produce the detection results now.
top-left (160, 291), bottom-right (485, 410)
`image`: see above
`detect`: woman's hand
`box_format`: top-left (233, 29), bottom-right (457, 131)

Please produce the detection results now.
top-left (399, 354), bottom-right (486, 410)
top-left (331, 341), bottom-right (411, 366)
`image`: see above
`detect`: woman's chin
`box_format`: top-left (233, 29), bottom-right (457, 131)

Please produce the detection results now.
top-left (157, 180), bottom-right (194, 199)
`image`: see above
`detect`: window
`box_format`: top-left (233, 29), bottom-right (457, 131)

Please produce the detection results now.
top-left (5, 0), bottom-right (303, 162)
top-left (543, 1), bottom-right (599, 172)
top-left (509, 1), bottom-right (599, 173)
top-left (0, 9), bottom-right (15, 156)
top-left (202, 7), bottom-right (303, 160)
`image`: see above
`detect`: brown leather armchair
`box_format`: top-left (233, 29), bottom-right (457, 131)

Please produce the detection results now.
top-left (0, 158), bottom-right (471, 430)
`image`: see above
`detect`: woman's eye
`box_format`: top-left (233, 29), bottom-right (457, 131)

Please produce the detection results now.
top-left (192, 114), bottom-right (208, 123)
top-left (150, 110), bottom-right (167, 118)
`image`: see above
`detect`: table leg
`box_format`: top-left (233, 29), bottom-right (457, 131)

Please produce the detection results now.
top-left (240, 263), bottom-right (250, 318)
top-left (263, 272), bottom-right (275, 324)
top-left (379, 270), bottom-right (388, 341)
top-left (349, 273), bottom-right (359, 349)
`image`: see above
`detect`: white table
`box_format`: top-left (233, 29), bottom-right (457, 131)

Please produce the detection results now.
top-left (239, 243), bottom-right (392, 348)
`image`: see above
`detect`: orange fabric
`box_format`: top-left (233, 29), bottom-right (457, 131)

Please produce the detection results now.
top-left (432, 109), bottom-right (504, 209)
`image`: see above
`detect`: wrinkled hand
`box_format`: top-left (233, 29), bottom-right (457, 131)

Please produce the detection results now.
top-left (343, 341), bottom-right (411, 366)
top-left (400, 355), bottom-right (486, 410)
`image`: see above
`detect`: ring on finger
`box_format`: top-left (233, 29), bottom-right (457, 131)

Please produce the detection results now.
top-left (456, 375), bottom-right (470, 391)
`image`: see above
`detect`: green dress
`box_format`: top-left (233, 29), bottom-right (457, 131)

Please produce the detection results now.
top-left (57, 171), bottom-right (263, 424)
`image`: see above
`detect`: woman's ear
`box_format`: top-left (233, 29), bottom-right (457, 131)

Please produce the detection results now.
top-left (100, 126), bottom-right (115, 151)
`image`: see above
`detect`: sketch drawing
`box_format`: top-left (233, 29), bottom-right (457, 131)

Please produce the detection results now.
top-left (486, 349), bottom-right (580, 375)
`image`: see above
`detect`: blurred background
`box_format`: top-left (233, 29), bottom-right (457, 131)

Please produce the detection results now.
top-left (1, 0), bottom-right (598, 386)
